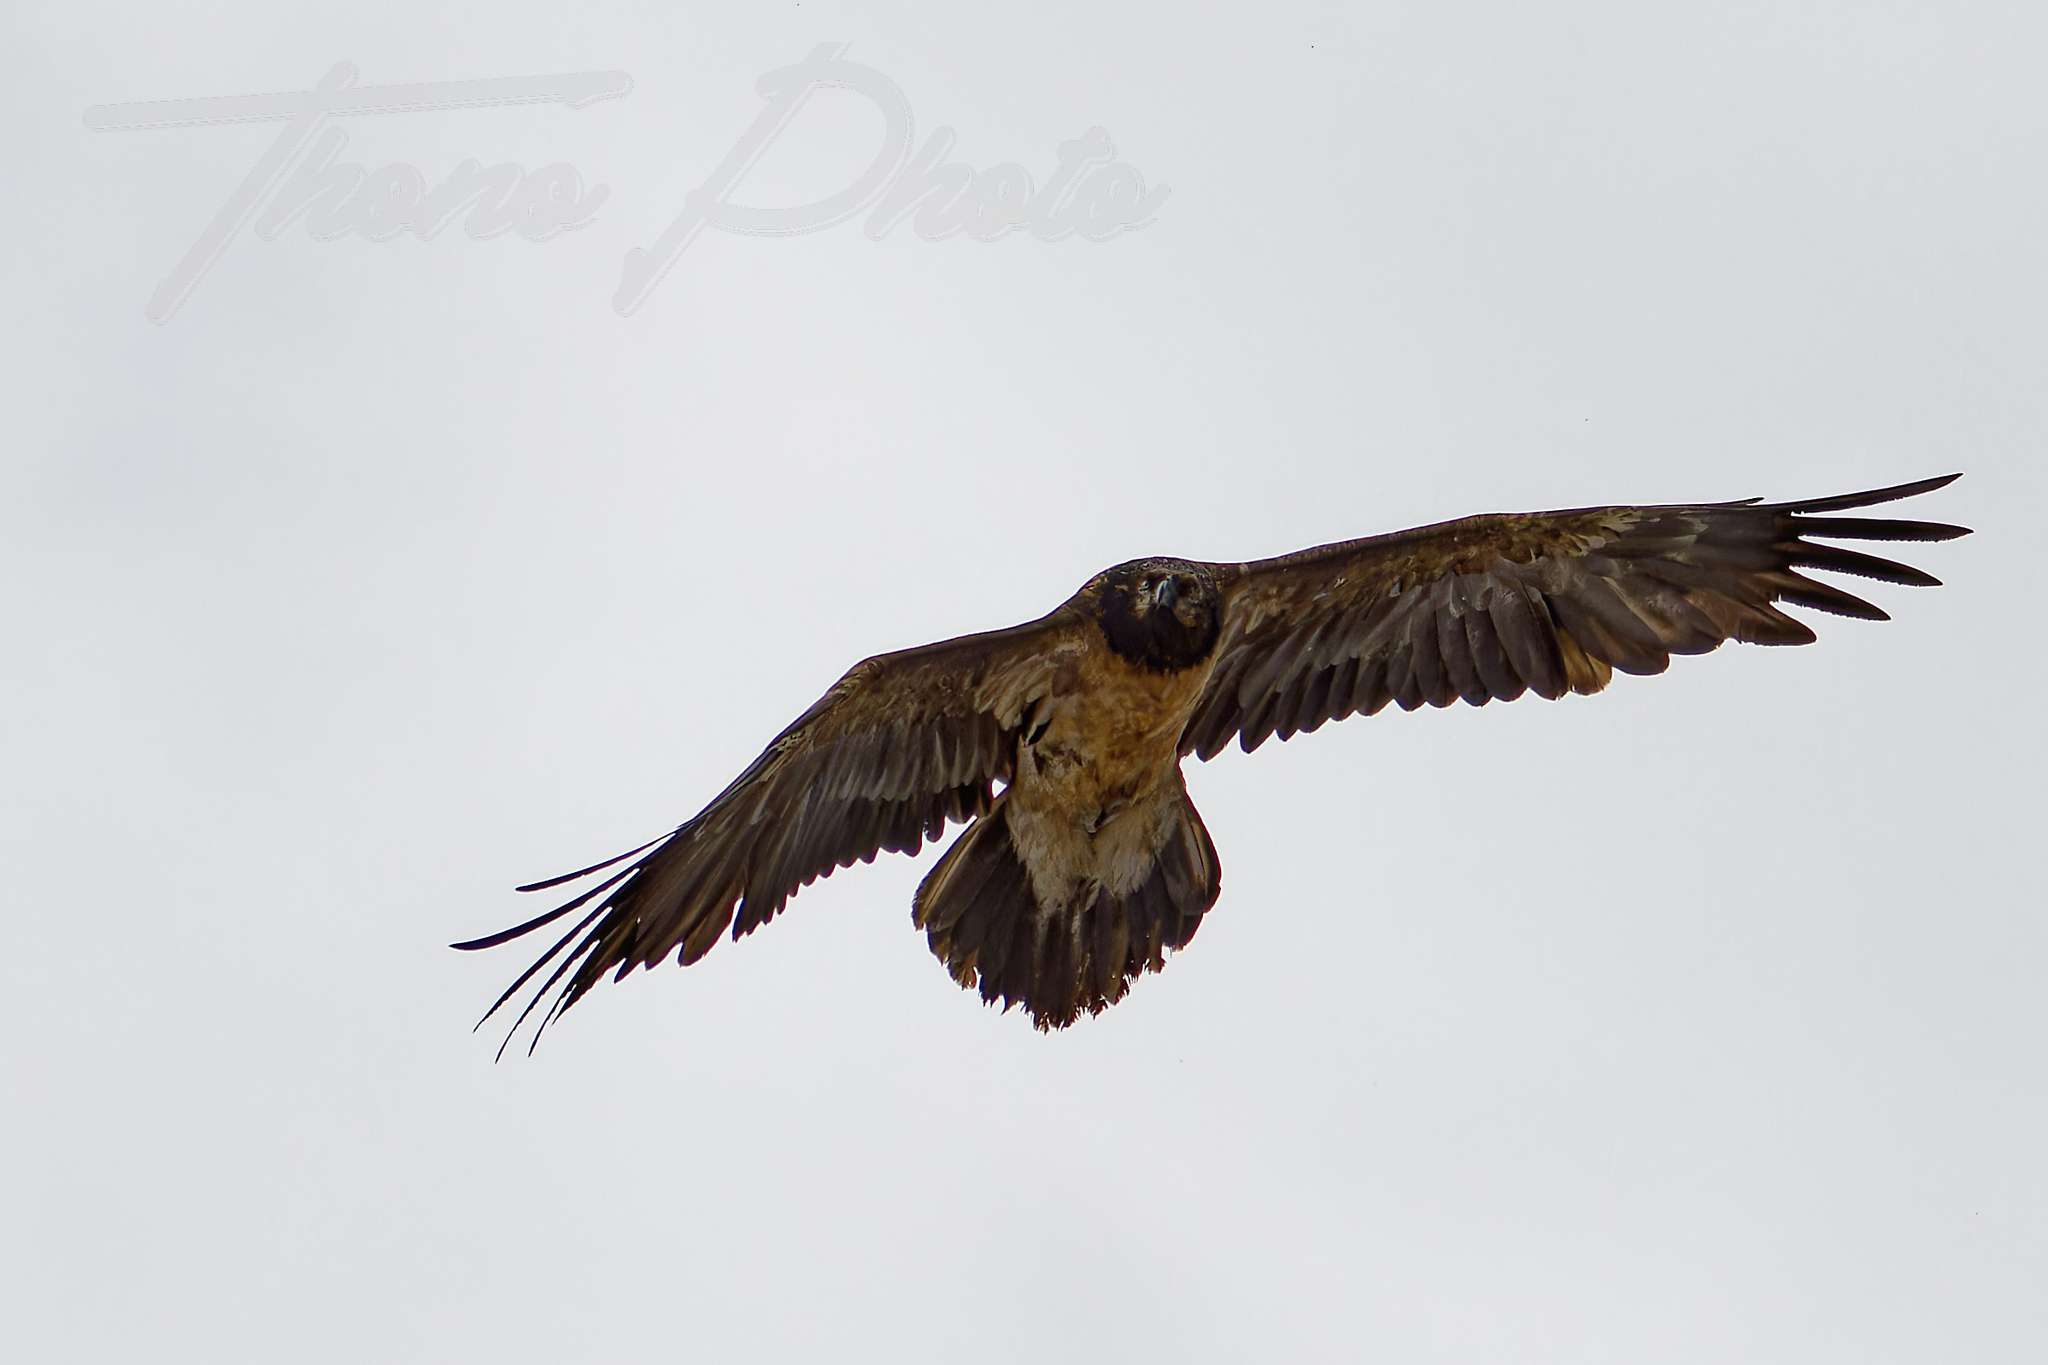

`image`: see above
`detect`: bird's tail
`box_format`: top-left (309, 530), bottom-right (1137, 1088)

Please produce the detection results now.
top-left (912, 790), bottom-right (1222, 1030)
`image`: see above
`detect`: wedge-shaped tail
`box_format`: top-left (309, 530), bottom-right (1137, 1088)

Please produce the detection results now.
top-left (913, 792), bottom-right (1223, 1030)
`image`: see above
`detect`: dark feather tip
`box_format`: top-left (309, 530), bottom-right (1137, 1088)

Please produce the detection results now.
top-left (1773, 471), bottom-right (1963, 514)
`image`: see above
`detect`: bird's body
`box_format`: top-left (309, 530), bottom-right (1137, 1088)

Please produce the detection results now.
top-left (456, 475), bottom-right (1970, 1052)
top-left (1012, 578), bottom-right (1215, 840)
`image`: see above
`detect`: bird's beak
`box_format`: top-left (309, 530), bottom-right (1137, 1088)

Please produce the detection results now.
top-left (1153, 577), bottom-right (1178, 610)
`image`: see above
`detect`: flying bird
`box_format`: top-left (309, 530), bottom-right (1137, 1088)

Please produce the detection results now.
top-left (456, 474), bottom-right (1969, 1052)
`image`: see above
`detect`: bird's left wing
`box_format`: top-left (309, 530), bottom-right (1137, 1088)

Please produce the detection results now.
top-left (454, 608), bottom-right (1089, 1054)
top-left (1181, 473), bottom-right (1969, 760)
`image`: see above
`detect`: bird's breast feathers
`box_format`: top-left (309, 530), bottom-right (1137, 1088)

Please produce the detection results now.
top-left (1005, 640), bottom-right (1212, 892)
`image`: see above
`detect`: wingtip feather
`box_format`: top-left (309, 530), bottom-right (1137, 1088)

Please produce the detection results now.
top-left (1773, 471), bottom-right (1963, 513)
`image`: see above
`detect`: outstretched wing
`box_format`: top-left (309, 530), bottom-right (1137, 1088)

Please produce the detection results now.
top-left (455, 609), bottom-right (1090, 1054)
top-left (1181, 473), bottom-right (1969, 760)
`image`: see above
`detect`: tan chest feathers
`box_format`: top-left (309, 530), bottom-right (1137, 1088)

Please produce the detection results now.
top-left (1022, 651), bottom-right (1205, 809)
top-left (1003, 649), bottom-right (1210, 902)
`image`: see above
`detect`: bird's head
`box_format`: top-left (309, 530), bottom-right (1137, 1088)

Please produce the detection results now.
top-left (1096, 558), bottom-right (1224, 671)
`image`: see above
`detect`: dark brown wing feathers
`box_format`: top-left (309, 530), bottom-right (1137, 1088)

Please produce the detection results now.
top-left (456, 612), bottom-right (1085, 1055)
top-left (1181, 473), bottom-right (1968, 760)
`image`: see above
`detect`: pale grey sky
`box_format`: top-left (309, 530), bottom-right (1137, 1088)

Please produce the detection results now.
top-left (7, 4), bottom-right (2043, 1362)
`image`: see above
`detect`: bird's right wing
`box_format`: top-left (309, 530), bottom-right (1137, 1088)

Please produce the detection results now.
top-left (453, 607), bottom-right (1092, 1054)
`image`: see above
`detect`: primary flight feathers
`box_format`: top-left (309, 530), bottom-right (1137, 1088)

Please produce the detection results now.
top-left (455, 474), bottom-right (1969, 1054)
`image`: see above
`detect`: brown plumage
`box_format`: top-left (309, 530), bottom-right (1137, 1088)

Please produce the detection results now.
top-left (454, 474), bottom-right (1970, 1053)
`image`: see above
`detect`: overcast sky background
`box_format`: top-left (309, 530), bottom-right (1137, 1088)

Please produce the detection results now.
top-left (7, 3), bottom-right (2044, 1361)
